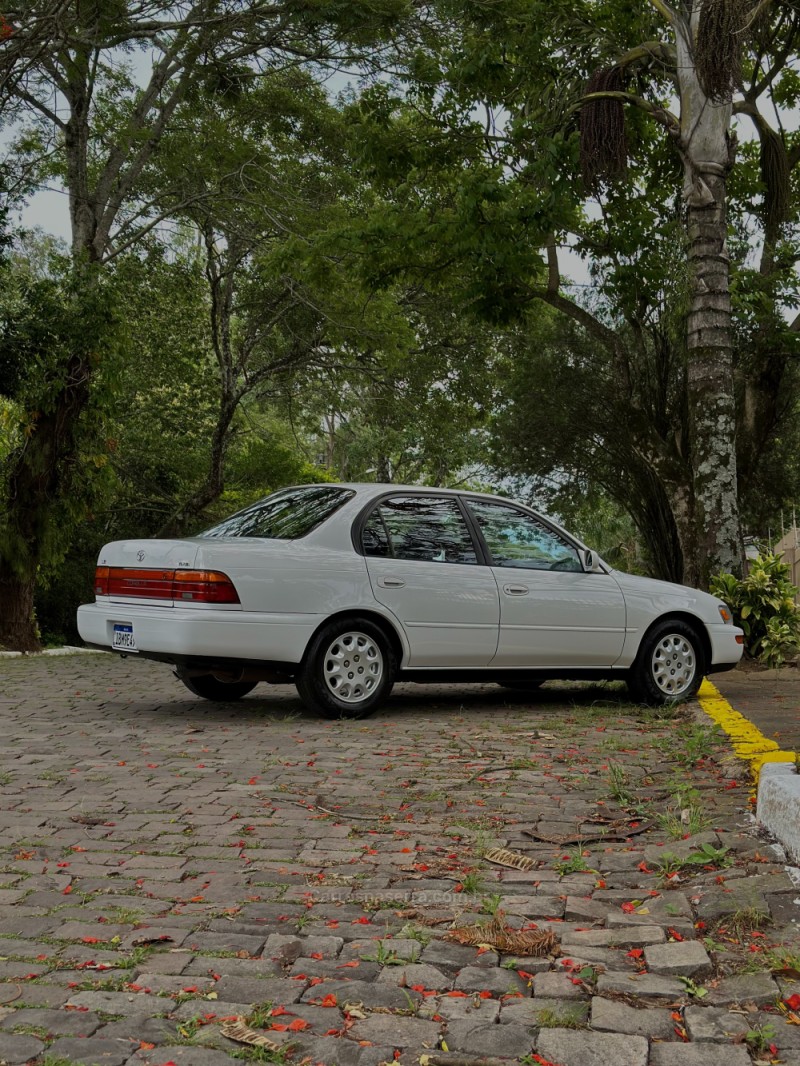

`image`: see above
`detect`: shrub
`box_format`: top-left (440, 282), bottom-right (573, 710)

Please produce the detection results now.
top-left (710, 552), bottom-right (800, 667)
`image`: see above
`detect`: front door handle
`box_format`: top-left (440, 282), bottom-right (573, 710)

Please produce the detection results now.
top-left (503, 584), bottom-right (529, 595)
top-left (379, 576), bottom-right (405, 588)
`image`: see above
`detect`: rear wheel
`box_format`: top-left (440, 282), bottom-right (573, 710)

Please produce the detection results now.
top-left (297, 618), bottom-right (396, 719)
top-left (628, 619), bottom-right (705, 705)
top-left (179, 674), bottom-right (257, 701)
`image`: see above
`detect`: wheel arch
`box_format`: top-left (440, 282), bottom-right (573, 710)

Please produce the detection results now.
top-left (632, 611), bottom-right (711, 672)
top-left (302, 608), bottom-right (407, 668)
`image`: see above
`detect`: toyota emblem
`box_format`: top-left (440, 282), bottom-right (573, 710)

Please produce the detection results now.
top-left (136, 550), bottom-right (146, 562)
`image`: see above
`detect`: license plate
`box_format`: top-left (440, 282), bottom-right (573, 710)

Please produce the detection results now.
top-left (112, 623), bottom-right (137, 652)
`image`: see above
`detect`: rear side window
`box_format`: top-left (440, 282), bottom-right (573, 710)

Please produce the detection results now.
top-left (362, 495), bottom-right (478, 564)
top-left (200, 487), bottom-right (355, 539)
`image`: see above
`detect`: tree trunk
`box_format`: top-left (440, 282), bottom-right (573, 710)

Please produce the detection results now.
top-left (0, 338), bottom-right (94, 651)
top-left (0, 562), bottom-right (39, 652)
top-left (677, 12), bottom-right (743, 585)
top-left (156, 396), bottom-right (238, 538)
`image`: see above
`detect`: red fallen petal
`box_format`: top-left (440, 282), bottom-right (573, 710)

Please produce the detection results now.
top-left (338, 960), bottom-right (359, 968)
top-left (445, 991), bottom-right (468, 997)
top-left (626, 948), bottom-right (644, 959)
top-left (321, 994), bottom-right (338, 1007)
top-left (288, 1019), bottom-right (310, 1031)
top-left (478, 990), bottom-right (493, 999)
top-left (310, 952), bottom-right (324, 960)
top-left (270, 1007), bottom-right (290, 1016)
top-left (785, 994), bottom-right (800, 1011)
top-left (621, 902), bottom-right (636, 913)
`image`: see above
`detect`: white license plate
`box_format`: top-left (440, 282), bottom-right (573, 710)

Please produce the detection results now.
top-left (112, 624), bottom-right (137, 652)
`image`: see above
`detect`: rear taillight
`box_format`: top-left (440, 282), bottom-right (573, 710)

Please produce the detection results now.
top-left (108, 568), bottom-right (175, 599)
top-left (173, 570), bottom-right (240, 604)
top-left (93, 566), bottom-right (239, 604)
top-left (95, 566), bottom-right (109, 596)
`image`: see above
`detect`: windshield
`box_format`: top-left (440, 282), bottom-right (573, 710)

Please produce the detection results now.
top-left (199, 486), bottom-right (355, 540)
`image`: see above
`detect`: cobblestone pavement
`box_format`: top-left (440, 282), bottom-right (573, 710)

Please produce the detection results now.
top-left (0, 653), bottom-right (799, 1066)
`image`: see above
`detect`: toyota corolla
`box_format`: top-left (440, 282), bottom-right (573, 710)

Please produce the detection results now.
top-left (77, 484), bottom-right (743, 717)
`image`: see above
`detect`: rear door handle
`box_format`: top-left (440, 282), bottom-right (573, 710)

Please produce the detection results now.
top-left (503, 584), bottom-right (529, 595)
top-left (379, 577), bottom-right (405, 588)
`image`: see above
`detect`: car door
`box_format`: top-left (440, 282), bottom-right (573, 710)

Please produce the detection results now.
top-left (360, 494), bottom-right (500, 667)
top-left (464, 498), bottom-right (626, 668)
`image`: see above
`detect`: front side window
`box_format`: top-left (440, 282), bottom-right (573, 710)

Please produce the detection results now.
top-left (467, 499), bottom-right (581, 571)
top-left (200, 486), bottom-right (355, 539)
top-left (362, 495), bottom-right (477, 564)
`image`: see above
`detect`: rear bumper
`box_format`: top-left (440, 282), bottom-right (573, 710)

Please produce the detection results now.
top-left (76, 602), bottom-right (321, 665)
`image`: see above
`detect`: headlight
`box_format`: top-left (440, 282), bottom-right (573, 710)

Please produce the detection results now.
top-left (718, 604), bottom-right (732, 624)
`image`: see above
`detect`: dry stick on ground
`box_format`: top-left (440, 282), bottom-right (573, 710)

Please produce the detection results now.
top-left (420, 1054), bottom-right (516, 1066)
top-left (522, 820), bottom-right (656, 845)
top-left (264, 796), bottom-right (379, 820)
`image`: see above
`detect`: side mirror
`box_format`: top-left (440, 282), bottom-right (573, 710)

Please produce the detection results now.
top-left (579, 549), bottom-right (603, 573)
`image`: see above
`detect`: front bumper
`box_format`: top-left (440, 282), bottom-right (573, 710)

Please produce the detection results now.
top-left (706, 622), bottom-right (744, 670)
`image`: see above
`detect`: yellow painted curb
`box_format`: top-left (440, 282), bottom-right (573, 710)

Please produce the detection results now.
top-left (697, 678), bottom-right (796, 782)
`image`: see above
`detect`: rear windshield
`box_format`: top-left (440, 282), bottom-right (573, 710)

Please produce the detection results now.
top-left (199, 486), bottom-right (355, 540)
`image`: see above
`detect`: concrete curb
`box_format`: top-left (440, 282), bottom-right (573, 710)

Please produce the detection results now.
top-left (0, 645), bottom-right (106, 659)
top-left (757, 761), bottom-right (800, 864)
top-left (697, 679), bottom-right (800, 862)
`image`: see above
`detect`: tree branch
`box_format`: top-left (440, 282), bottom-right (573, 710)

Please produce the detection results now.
top-left (616, 41), bottom-right (676, 70)
top-left (645, 0), bottom-right (677, 24)
top-left (576, 90), bottom-right (680, 135)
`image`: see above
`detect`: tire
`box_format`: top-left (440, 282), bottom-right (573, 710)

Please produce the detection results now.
top-left (498, 680), bottom-right (544, 692)
top-left (627, 619), bottom-right (706, 705)
top-left (179, 674), bottom-right (258, 701)
top-left (296, 617), bottom-right (396, 719)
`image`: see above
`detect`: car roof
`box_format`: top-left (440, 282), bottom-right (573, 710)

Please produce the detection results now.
top-left (308, 483), bottom-right (514, 504)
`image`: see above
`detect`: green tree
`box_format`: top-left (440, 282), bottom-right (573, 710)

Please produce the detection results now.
top-left (342, 0), bottom-right (800, 587)
top-left (0, 0), bottom-right (410, 649)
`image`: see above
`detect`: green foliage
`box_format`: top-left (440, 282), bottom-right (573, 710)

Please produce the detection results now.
top-left (0, 245), bottom-right (122, 582)
top-left (711, 553), bottom-right (800, 665)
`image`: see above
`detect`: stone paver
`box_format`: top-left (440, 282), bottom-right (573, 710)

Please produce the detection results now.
top-left (649, 1046), bottom-right (753, 1066)
top-left (644, 939), bottom-right (713, 976)
top-left (0, 654), bottom-right (798, 1065)
top-left (536, 1028), bottom-right (649, 1066)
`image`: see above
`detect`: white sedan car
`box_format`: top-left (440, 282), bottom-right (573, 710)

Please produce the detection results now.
top-left (77, 483), bottom-right (743, 717)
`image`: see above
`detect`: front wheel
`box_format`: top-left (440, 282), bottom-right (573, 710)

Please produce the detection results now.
top-left (179, 674), bottom-right (258, 701)
top-left (297, 618), bottom-right (396, 719)
top-left (628, 620), bottom-right (706, 705)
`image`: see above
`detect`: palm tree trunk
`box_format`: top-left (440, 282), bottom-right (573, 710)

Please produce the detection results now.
top-left (677, 11), bottom-right (743, 585)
